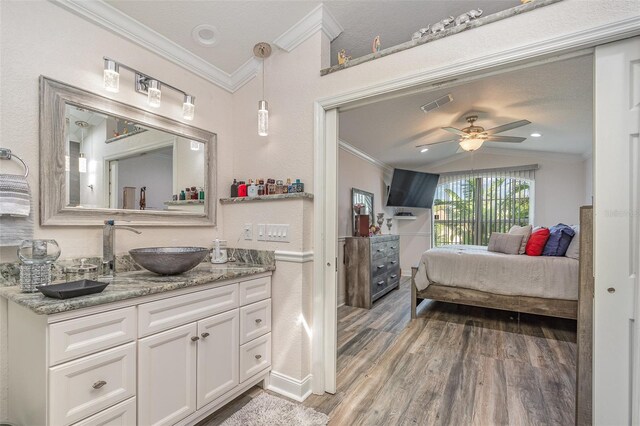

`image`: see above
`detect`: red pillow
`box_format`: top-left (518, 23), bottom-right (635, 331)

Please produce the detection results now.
top-left (526, 228), bottom-right (550, 256)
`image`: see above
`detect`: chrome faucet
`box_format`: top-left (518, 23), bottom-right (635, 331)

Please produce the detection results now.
top-left (102, 220), bottom-right (142, 277)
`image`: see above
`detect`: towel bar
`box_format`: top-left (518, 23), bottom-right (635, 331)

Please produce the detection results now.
top-left (0, 148), bottom-right (29, 178)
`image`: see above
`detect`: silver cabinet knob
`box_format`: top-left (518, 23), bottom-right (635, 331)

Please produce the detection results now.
top-left (608, 287), bottom-right (616, 293)
top-left (390, 274), bottom-right (398, 279)
top-left (377, 280), bottom-right (385, 286)
top-left (201, 332), bottom-right (210, 338)
top-left (255, 318), bottom-right (262, 324)
top-left (255, 354), bottom-right (262, 360)
top-left (92, 380), bottom-right (107, 389)
top-left (377, 265), bottom-right (384, 269)
top-left (191, 336), bottom-right (200, 342)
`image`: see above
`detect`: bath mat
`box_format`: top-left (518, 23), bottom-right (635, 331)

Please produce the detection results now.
top-left (219, 392), bottom-right (328, 426)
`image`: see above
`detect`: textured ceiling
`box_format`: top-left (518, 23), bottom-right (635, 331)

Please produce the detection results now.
top-left (338, 55), bottom-right (594, 168)
top-left (105, 1), bottom-right (515, 74)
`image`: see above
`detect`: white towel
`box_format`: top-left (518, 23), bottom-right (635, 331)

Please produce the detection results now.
top-left (0, 174), bottom-right (34, 246)
top-left (0, 174), bottom-right (31, 216)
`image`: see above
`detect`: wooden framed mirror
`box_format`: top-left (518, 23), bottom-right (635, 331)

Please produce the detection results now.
top-left (351, 188), bottom-right (374, 236)
top-left (39, 76), bottom-right (216, 226)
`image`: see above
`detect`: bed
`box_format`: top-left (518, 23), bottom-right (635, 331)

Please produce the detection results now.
top-left (411, 245), bottom-right (579, 320)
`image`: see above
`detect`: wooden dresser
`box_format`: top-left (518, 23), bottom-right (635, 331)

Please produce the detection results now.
top-left (345, 235), bottom-right (400, 309)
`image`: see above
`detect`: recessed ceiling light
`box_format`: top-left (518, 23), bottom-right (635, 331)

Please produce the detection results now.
top-left (530, 132), bottom-right (542, 137)
top-left (192, 24), bottom-right (219, 47)
top-left (420, 148), bottom-right (429, 153)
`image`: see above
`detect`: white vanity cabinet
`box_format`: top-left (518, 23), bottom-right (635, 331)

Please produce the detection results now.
top-left (7, 273), bottom-right (272, 426)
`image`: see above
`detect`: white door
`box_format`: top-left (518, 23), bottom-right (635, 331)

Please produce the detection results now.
top-left (138, 323), bottom-right (198, 426)
top-left (197, 310), bottom-right (239, 409)
top-left (594, 36), bottom-right (640, 425)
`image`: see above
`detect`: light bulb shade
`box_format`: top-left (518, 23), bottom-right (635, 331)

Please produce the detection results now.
top-left (78, 153), bottom-right (87, 173)
top-left (103, 59), bottom-right (119, 93)
top-left (147, 80), bottom-right (161, 108)
top-left (459, 138), bottom-right (485, 152)
top-left (183, 95), bottom-right (195, 121)
top-left (258, 100), bottom-right (268, 137)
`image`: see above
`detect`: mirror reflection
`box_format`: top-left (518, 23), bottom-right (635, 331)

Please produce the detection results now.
top-left (64, 104), bottom-right (205, 213)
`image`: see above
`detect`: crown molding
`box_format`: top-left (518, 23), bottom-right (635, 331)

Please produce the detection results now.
top-left (274, 4), bottom-right (343, 52)
top-left (338, 139), bottom-right (393, 173)
top-left (52, 0), bottom-right (343, 93)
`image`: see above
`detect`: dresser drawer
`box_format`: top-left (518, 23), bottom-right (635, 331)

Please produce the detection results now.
top-left (49, 307), bottom-right (136, 366)
top-left (239, 276), bottom-right (271, 306)
top-left (240, 299), bottom-right (271, 344)
top-left (240, 333), bottom-right (271, 382)
top-left (72, 397), bottom-right (136, 426)
top-left (49, 343), bottom-right (136, 426)
top-left (371, 242), bottom-right (387, 260)
top-left (371, 273), bottom-right (388, 295)
top-left (386, 255), bottom-right (399, 269)
top-left (138, 284), bottom-right (238, 337)
top-left (371, 260), bottom-right (387, 279)
top-left (386, 240), bottom-right (400, 253)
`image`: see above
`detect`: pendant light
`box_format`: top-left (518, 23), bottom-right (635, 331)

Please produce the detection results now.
top-left (76, 121), bottom-right (89, 173)
top-left (253, 42), bottom-right (272, 137)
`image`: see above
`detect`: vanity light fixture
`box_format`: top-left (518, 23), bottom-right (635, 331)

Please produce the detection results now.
top-left (183, 95), bottom-right (195, 121)
top-left (254, 42), bottom-right (272, 137)
top-left (147, 79), bottom-right (161, 108)
top-left (102, 57), bottom-right (196, 120)
top-left (76, 120), bottom-right (89, 173)
top-left (103, 59), bottom-right (120, 93)
top-left (78, 153), bottom-right (87, 173)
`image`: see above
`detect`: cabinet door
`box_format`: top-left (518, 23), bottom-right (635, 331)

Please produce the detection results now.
top-left (138, 323), bottom-right (197, 426)
top-left (197, 310), bottom-right (239, 409)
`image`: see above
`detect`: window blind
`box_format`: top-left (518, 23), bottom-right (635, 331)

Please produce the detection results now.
top-left (433, 165), bottom-right (536, 246)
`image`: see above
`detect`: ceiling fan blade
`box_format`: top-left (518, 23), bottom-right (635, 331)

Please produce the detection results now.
top-left (441, 127), bottom-right (467, 136)
top-left (484, 120), bottom-right (531, 135)
top-left (486, 135), bottom-right (527, 143)
top-left (415, 138), bottom-right (459, 148)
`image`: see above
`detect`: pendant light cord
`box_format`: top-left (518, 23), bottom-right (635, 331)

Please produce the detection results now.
top-left (262, 56), bottom-right (265, 99)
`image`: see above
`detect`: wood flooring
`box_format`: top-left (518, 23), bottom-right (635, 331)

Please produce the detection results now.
top-left (202, 278), bottom-right (577, 426)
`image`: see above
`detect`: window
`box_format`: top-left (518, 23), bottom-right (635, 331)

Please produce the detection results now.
top-left (433, 166), bottom-right (536, 247)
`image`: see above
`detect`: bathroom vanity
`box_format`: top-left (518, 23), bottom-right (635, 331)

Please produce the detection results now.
top-left (0, 264), bottom-right (273, 426)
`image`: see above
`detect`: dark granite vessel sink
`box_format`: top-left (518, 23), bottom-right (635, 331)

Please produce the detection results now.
top-left (129, 247), bottom-right (209, 275)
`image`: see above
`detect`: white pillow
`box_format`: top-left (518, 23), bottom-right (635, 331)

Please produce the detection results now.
top-left (509, 224), bottom-right (533, 255)
top-left (565, 225), bottom-right (580, 260)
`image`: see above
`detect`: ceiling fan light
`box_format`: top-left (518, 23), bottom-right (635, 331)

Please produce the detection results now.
top-left (530, 132), bottom-right (542, 137)
top-left (459, 138), bottom-right (484, 152)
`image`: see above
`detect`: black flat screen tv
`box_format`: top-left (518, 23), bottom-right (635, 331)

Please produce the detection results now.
top-left (386, 169), bottom-right (440, 209)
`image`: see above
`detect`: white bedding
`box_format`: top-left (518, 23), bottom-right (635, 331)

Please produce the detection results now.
top-left (414, 245), bottom-right (578, 300)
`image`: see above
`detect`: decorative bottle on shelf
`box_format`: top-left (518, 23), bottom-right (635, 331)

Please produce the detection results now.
top-left (275, 180), bottom-right (284, 194)
top-left (179, 190), bottom-right (186, 200)
top-left (199, 187), bottom-right (205, 200)
top-left (230, 179), bottom-right (238, 198)
top-left (247, 179), bottom-right (258, 197)
top-left (238, 181), bottom-right (247, 197)
top-left (294, 179), bottom-right (304, 193)
top-left (287, 178), bottom-right (293, 193)
top-left (257, 179), bottom-right (265, 196)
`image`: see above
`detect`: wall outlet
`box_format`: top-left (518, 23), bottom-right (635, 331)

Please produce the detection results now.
top-left (243, 223), bottom-right (253, 240)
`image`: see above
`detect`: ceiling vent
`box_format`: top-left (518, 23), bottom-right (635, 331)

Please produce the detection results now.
top-left (420, 94), bottom-right (453, 113)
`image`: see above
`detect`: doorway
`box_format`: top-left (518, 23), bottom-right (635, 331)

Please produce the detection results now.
top-left (312, 33), bottom-right (640, 424)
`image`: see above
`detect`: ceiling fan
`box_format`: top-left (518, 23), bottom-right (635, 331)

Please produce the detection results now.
top-left (417, 115), bottom-right (531, 152)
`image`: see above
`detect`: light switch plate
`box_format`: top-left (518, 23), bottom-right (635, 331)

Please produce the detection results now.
top-left (265, 224), bottom-right (290, 242)
top-left (257, 224), bottom-right (266, 241)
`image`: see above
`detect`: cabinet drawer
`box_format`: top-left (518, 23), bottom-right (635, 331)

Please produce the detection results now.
top-left (49, 343), bottom-right (136, 426)
top-left (240, 300), bottom-right (271, 344)
top-left (239, 276), bottom-right (271, 306)
top-left (371, 260), bottom-right (387, 278)
top-left (138, 284), bottom-right (238, 337)
top-left (371, 243), bottom-right (387, 260)
top-left (49, 307), bottom-right (136, 366)
top-left (72, 397), bottom-right (136, 426)
top-left (240, 333), bottom-right (271, 382)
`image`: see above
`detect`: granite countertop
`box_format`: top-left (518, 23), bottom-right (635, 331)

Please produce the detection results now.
top-left (0, 262), bottom-right (275, 316)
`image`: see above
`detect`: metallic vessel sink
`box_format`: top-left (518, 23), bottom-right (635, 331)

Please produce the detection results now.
top-left (129, 247), bottom-right (209, 275)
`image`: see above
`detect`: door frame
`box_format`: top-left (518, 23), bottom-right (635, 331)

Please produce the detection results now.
top-left (311, 15), bottom-right (640, 397)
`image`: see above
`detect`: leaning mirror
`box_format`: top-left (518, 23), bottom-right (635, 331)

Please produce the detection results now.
top-left (40, 77), bottom-right (216, 226)
top-left (351, 188), bottom-right (374, 236)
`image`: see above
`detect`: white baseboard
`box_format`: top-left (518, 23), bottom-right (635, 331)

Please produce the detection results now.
top-left (267, 371), bottom-right (313, 402)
